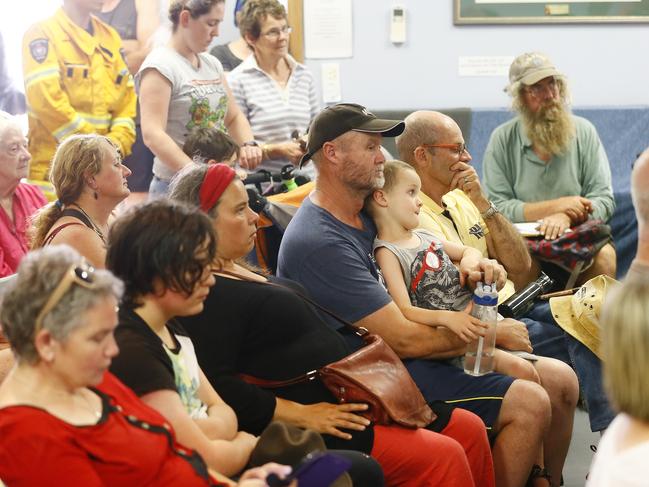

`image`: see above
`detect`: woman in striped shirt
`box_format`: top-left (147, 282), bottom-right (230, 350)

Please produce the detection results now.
top-left (228, 0), bottom-right (321, 175)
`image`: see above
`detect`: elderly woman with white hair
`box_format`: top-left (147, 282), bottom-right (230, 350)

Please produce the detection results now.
top-left (0, 113), bottom-right (46, 278)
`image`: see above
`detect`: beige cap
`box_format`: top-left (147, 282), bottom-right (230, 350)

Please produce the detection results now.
top-left (549, 275), bottom-right (619, 360)
top-left (505, 52), bottom-right (564, 95)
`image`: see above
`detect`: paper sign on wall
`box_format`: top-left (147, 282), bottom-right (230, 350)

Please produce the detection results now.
top-left (458, 56), bottom-right (515, 77)
top-left (304, 0), bottom-right (353, 59)
top-left (321, 63), bottom-right (342, 103)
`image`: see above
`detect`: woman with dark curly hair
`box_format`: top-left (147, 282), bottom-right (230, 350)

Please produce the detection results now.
top-left (106, 200), bottom-right (264, 478)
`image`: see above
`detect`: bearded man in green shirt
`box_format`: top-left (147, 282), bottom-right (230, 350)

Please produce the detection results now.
top-left (483, 52), bottom-right (616, 286)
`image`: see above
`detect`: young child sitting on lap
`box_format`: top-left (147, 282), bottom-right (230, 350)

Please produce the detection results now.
top-left (367, 160), bottom-right (537, 381)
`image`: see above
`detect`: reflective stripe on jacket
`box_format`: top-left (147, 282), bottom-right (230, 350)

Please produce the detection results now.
top-left (23, 8), bottom-right (136, 180)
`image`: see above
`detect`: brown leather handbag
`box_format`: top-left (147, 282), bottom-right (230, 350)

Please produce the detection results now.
top-left (223, 270), bottom-right (436, 429)
top-left (317, 329), bottom-right (436, 428)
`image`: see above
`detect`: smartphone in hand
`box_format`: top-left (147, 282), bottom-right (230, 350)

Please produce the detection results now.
top-left (266, 452), bottom-right (352, 487)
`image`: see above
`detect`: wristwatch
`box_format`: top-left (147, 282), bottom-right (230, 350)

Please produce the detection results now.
top-left (480, 201), bottom-right (500, 220)
top-left (242, 140), bottom-right (260, 147)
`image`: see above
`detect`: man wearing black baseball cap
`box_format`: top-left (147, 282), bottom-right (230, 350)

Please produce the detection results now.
top-left (298, 103), bottom-right (404, 169)
top-left (278, 103), bottom-right (553, 487)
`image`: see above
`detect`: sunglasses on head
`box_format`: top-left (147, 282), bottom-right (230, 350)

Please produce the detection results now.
top-left (34, 262), bottom-right (97, 334)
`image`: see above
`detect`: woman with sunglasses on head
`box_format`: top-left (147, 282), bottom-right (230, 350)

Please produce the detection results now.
top-left (170, 162), bottom-right (497, 487)
top-left (138, 0), bottom-right (262, 198)
top-left (227, 0), bottom-right (320, 175)
top-left (0, 245), bottom-right (295, 486)
top-left (30, 134), bottom-right (131, 269)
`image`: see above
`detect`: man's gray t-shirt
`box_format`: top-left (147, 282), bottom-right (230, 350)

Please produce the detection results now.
top-left (136, 46), bottom-right (228, 181)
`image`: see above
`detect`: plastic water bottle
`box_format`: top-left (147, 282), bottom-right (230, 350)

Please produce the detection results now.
top-left (464, 282), bottom-right (498, 376)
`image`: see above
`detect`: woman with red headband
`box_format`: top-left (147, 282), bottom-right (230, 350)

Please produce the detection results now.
top-left (169, 163), bottom-right (497, 487)
top-left (106, 198), bottom-right (381, 485)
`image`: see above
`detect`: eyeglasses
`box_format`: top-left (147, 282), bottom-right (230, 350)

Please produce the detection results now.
top-left (421, 143), bottom-right (469, 157)
top-left (524, 77), bottom-right (558, 98)
top-left (261, 25), bottom-right (292, 40)
top-left (34, 262), bottom-right (97, 333)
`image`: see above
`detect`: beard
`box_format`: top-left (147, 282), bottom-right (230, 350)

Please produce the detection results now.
top-left (520, 100), bottom-right (575, 156)
top-left (341, 161), bottom-right (385, 196)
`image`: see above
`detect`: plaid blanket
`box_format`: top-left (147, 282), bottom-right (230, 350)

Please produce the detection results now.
top-left (525, 219), bottom-right (612, 272)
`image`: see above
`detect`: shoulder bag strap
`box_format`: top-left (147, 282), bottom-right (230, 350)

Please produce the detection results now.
top-left (215, 269), bottom-right (368, 389)
top-left (215, 269), bottom-right (367, 337)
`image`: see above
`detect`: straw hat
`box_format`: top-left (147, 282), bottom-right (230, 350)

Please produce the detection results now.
top-left (549, 275), bottom-right (619, 359)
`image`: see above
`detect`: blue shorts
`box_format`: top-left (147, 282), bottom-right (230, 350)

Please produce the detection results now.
top-left (404, 358), bottom-right (514, 431)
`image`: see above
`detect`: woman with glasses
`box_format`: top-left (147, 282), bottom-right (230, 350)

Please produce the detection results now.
top-left (169, 162), bottom-right (499, 487)
top-left (228, 0), bottom-right (320, 175)
top-left (0, 244), bottom-right (293, 486)
top-left (30, 134), bottom-right (131, 269)
top-left (138, 0), bottom-right (262, 198)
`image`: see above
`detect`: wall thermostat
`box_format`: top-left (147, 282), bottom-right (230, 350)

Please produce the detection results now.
top-left (390, 5), bottom-right (406, 44)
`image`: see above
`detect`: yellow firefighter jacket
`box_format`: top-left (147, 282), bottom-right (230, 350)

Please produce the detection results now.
top-left (23, 8), bottom-right (136, 180)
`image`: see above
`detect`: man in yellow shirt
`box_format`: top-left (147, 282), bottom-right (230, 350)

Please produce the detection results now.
top-left (396, 110), bottom-right (615, 434)
top-left (23, 0), bottom-right (136, 181)
top-left (395, 110), bottom-right (536, 294)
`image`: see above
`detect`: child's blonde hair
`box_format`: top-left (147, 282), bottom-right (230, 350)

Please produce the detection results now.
top-left (364, 159), bottom-right (417, 216)
top-left (382, 159), bottom-right (417, 193)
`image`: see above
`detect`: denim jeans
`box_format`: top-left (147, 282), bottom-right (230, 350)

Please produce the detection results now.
top-left (521, 301), bottom-right (614, 432)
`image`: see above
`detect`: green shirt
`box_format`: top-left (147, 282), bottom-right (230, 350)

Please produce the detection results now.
top-left (482, 115), bottom-right (615, 223)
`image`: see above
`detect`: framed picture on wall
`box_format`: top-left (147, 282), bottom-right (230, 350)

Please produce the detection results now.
top-left (454, 0), bottom-right (649, 24)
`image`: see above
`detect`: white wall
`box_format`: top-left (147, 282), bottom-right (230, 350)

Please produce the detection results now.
top-left (4, 1), bottom-right (647, 110)
top-left (218, 0), bottom-right (649, 109)
top-left (1, 1), bottom-right (59, 91)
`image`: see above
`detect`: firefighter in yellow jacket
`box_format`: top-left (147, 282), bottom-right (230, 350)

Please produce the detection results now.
top-left (23, 1), bottom-right (136, 181)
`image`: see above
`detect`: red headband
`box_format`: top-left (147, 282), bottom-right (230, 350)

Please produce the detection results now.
top-left (199, 163), bottom-right (237, 212)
